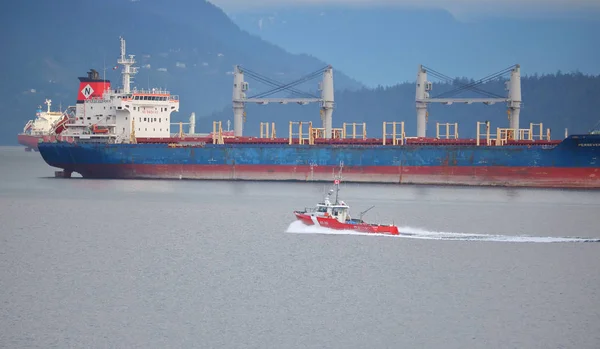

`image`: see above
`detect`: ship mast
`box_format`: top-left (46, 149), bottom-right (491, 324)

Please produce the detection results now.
top-left (117, 36), bottom-right (138, 93)
top-left (334, 162), bottom-right (343, 204)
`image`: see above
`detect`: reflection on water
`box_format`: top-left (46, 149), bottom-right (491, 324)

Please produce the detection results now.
top-left (114, 179), bottom-right (181, 193)
top-left (505, 187), bottom-right (520, 199)
top-left (229, 181), bottom-right (249, 195)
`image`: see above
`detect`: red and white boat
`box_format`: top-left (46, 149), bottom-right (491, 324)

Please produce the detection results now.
top-left (293, 177), bottom-right (400, 235)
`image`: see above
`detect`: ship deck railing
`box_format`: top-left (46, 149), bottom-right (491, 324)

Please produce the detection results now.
top-left (134, 135), bottom-right (563, 147)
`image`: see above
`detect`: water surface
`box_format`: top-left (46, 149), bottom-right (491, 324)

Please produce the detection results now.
top-left (1, 146), bottom-right (599, 348)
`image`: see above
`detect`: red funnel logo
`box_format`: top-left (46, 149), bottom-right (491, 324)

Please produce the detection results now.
top-left (77, 70), bottom-right (110, 103)
top-left (81, 84), bottom-right (94, 99)
top-left (76, 80), bottom-right (110, 102)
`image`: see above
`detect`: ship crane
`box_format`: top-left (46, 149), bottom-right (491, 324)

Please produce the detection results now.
top-left (232, 65), bottom-right (334, 138)
top-left (170, 112), bottom-right (196, 136)
top-left (415, 64), bottom-right (522, 139)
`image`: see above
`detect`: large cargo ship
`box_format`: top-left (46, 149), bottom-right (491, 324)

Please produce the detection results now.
top-left (37, 37), bottom-right (600, 188)
top-left (17, 99), bottom-right (73, 151)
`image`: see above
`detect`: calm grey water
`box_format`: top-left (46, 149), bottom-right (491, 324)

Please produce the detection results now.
top-left (1, 146), bottom-right (599, 348)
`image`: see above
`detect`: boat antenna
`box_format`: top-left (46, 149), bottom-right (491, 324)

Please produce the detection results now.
top-left (359, 205), bottom-right (375, 220)
top-left (334, 162), bottom-right (343, 204)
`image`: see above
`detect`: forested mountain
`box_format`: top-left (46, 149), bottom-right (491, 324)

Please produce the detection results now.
top-left (0, 0), bottom-right (362, 145)
top-left (228, 5), bottom-right (600, 87)
top-left (204, 72), bottom-right (600, 138)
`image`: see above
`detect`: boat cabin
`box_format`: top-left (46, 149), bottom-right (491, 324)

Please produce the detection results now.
top-left (312, 200), bottom-right (350, 223)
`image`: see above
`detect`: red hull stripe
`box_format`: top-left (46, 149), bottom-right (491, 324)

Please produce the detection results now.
top-left (17, 134), bottom-right (61, 150)
top-left (54, 164), bottom-right (600, 188)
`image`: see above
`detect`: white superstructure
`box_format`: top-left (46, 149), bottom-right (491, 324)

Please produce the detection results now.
top-left (22, 99), bottom-right (69, 135)
top-left (61, 37), bottom-right (180, 143)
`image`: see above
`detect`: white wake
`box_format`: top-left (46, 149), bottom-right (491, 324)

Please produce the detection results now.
top-left (285, 221), bottom-right (600, 243)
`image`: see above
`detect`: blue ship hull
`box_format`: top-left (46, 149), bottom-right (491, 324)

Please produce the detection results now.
top-left (37, 134), bottom-right (600, 188)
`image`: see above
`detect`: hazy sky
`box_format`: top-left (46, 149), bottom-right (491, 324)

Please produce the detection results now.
top-left (211, 0), bottom-right (600, 18)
